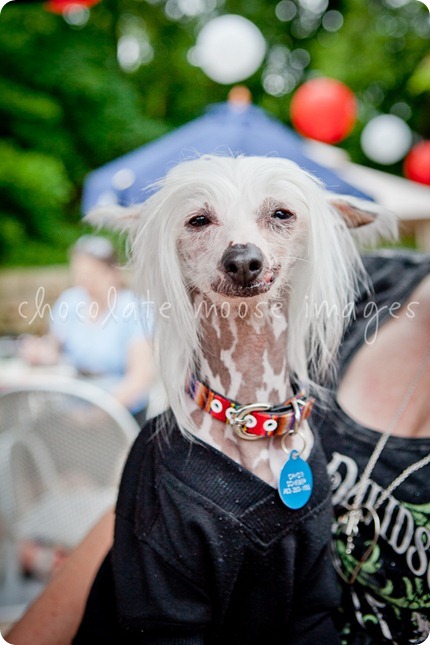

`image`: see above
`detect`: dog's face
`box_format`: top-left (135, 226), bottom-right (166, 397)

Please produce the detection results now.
top-left (175, 156), bottom-right (312, 303)
top-left (87, 153), bottom-right (397, 415)
top-left (90, 155), bottom-right (395, 312)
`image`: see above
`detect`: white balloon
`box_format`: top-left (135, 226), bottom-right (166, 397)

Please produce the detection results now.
top-left (193, 14), bottom-right (267, 84)
top-left (416, 0), bottom-right (430, 12)
top-left (0, 0), bottom-right (15, 14)
top-left (361, 114), bottom-right (413, 164)
top-left (112, 168), bottom-right (136, 190)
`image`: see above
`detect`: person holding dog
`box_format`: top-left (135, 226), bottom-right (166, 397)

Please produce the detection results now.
top-left (314, 249), bottom-right (430, 645)
top-left (5, 149), bottom-right (427, 645)
top-left (5, 247), bottom-right (430, 645)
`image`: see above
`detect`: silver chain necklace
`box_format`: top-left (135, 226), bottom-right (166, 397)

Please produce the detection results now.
top-left (335, 348), bottom-right (430, 584)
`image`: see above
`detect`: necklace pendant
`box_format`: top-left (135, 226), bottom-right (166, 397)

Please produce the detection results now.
top-left (338, 508), bottom-right (362, 554)
top-left (334, 504), bottom-right (381, 585)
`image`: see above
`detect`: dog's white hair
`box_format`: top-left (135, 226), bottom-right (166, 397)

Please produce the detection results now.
top-left (89, 154), bottom-right (397, 436)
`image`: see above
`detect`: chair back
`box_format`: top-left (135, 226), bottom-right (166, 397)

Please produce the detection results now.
top-left (0, 379), bottom-right (139, 621)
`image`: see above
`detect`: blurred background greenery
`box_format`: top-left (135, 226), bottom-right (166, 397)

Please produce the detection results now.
top-left (0, 0), bottom-right (429, 266)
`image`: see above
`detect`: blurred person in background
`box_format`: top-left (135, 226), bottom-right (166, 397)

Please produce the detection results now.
top-left (19, 235), bottom-right (154, 421)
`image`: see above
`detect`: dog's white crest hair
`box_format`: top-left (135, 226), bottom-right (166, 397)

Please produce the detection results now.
top-left (89, 154), bottom-right (397, 436)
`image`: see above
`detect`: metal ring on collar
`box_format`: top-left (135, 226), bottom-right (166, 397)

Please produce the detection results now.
top-left (281, 427), bottom-right (307, 456)
top-left (291, 397), bottom-right (302, 432)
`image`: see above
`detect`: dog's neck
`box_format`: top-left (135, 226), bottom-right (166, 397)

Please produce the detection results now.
top-left (185, 294), bottom-right (311, 487)
top-left (194, 294), bottom-right (292, 404)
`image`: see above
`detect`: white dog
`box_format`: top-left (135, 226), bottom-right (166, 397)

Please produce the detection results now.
top-left (75, 155), bottom-right (396, 644)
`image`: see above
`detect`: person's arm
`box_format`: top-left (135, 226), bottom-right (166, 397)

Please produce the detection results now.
top-left (5, 509), bottom-right (114, 645)
top-left (111, 337), bottom-right (154, 411)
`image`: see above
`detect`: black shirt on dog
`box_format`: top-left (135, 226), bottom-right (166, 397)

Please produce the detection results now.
top-left (74, 412), bottom-right (340, 644)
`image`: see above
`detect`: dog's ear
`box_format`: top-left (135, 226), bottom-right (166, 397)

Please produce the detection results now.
top-left (327, 194), bottom-right (398, 247)
top-left (84, 204), bottom-right (142, 233)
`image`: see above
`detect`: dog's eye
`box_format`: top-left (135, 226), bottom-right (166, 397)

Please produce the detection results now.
top-left (272, 209), bottom-right (295, 221)
top-left (188, 215), bottom-right (211, 227)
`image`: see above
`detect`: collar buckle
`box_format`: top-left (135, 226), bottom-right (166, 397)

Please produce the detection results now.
top-left (229, 402), bottom-right (272, 440)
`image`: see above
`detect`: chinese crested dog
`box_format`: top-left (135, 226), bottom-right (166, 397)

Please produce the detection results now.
top-left (76, 155), bottom-right (396, 643)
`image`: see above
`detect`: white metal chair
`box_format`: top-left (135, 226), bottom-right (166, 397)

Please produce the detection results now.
top-left (0, 378), bottom-right (140, 624)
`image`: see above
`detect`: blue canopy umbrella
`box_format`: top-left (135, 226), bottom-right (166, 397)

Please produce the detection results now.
top-left (82, 101), bottom-right (372, 214)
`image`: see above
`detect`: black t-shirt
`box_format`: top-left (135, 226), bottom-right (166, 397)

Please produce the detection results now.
top-left (314, 250), bottom-right (430, 645)
top-left (74, 413), bottom-right (341, 644)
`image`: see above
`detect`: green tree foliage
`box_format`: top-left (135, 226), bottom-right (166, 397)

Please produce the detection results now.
top-left (0, 0), bottom-right (428, 265)
top-left (0, 1), bottom-right (168, 264)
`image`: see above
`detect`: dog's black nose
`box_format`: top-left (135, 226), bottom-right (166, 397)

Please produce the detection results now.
top-left (221, 244), bottom-right (264, 287)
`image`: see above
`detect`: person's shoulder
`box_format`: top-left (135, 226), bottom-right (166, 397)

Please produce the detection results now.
top-left (362, 248), bottom-right (430, 274)
top-left (360, 248), bottom-right (430, 301)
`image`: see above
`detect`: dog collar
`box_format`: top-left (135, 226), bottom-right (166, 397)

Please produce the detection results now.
top-left (186, 373), bottom-right (314, 441)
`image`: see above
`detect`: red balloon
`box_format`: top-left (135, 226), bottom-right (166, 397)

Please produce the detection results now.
top-left (290, 78), bottom-right (357, 144)
top-left (44, 0), bottom-right (101, 13)
top-left (404, 141), bottom-right (430, 185)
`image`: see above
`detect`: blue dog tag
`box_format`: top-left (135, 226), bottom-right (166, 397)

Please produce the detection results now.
top-left (278, 450), bottom-right (313, 510)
